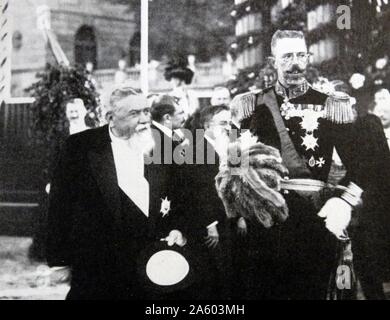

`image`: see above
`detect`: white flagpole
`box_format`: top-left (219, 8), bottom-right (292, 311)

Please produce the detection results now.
top-left (140, 0), bottom-right (149, 95)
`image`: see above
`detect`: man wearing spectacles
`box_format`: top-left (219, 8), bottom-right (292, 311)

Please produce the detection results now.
top-left (178, 104), bottom-right (233, 299)
top-left (232, 30), bottom-right (382, 299)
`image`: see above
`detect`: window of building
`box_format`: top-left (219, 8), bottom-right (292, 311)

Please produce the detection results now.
top-left (308, 4), bottom-right (333, 31)
top-left (309, 37), bottom-right (337, 64)
top-left (12, 31), bottom-right (23, 51)
top-left (234, 0), bottom-right (249, 5)
top-left (281, 0), bottom-right (294, 9)
top-left (236, 13), bottom-right (262, 36)
top-left (74, 25), bottom-right (97, 69)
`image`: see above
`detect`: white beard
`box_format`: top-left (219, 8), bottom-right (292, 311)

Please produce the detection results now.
top-left (214, 131), bottom-right (230, 158)
top-left (128, 127), bottom-right (155, 155)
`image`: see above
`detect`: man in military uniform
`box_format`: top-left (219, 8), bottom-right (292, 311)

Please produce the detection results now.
top-left (232, 30), bottom-right (371, 299)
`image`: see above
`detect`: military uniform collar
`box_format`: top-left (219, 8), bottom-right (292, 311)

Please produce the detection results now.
top-left (275, 81), bottom-right (309, 101)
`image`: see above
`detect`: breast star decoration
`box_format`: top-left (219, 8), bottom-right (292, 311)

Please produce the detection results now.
top-left (301, 133), bottom-right (318, 151)
top-left (300, 109), bottom-right (323, 132)
top-left (281, 102), bottom-right (325, 157)
top-left (160, 197), bottom-right (171, 217)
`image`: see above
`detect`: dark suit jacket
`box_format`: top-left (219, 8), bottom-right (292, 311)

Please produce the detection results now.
top-left (178, 137), bottom-right (227, 242)
top-left (47, 125), bottom-right (183, 299)
top-left (351, 115), bottom-right (390, 281)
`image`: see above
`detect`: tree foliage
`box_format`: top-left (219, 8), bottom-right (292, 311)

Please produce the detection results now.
top-left (26, 64), bottom-right (99, 178)
top-left (108, 0), bottom-right (234, 62)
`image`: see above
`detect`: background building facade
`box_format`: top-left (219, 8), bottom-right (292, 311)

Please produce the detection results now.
top-left (10, 0), bottom-right (137, 96)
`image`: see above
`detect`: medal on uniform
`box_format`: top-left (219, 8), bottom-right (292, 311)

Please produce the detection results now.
top-left (308, 156), bottom-right (316, 167)
top-left (160, 197), bottom-right (171, 217)
top-left (316, 157), bottom-right (325, 168)
top-left (300, 109), bottom-right (323, 132)
top-left (301, 133), bottom-right (318, 151)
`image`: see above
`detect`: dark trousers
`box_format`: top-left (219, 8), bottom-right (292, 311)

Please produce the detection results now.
top-left (233, 191), bottom-right (337, 300)
top-left (351, 216), bottom-right (389, 300)
top-left (180, 224), bottom-right (233, 300)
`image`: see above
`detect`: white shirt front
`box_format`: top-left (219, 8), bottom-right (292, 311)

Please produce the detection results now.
top-left (109, 127), bottom-right (149, 217)
top-left (152, 120), bottom-right (187, 147)
top-left (384, 127), bottom-right (390, 151)
top-left (152, 120), bottom-right (173, 139)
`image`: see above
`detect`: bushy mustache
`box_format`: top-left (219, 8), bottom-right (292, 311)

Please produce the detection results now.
top-left (135, 123), bottom-right (151, 133)
top-left (285, 65), bottom-right (305, 74)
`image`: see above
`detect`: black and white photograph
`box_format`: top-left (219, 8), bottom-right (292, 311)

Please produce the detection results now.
top-left (0, 0), bottom-right (390, 303)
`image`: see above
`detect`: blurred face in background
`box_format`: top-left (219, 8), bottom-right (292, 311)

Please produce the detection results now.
top-left (86, 62), bottom-right (94, 73)
top-left (205, 110), bottom-right (231, 141)
top-left (210, 88), bottom-right (231, 106)
top-left (66, 99), bottom-right (87, 124)
top-left (374, 89), bottom-right (390, 129)
top-left (118, 59), bottom-right (127, 71)
top-left (273, 37), bottom-right (309, 87)
top-left (170, 103), bottom-right (186, 130)
top-left (205, 110), bottom-right (231, 157)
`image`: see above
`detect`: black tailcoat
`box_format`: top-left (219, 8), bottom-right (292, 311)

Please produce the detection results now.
top-left (47, 125), bottom-right (183, 299)
top-left (176, 137), bottom-right (233, 299)
top-left (179, 137), bottom-right (227, 241)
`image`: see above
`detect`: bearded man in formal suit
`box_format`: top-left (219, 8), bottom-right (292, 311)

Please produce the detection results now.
top-left (47, 86), bottom-right (186, 300)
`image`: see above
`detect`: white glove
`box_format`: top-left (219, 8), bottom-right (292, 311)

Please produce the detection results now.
top-left (317, 197), bottom-right (351, 240)
top-left (163, 230), bottom-right (187, 247)
top-left (205, 224), bottom-right (220, 248)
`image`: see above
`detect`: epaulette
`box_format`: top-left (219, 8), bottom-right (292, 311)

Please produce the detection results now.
top-left (324, 91), bottom-right (356, 124)
top-left (231, 89), bottom-right (264, 122)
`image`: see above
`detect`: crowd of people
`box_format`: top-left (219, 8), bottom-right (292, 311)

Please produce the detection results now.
top-left (45, 29), bottom-right (390, 300)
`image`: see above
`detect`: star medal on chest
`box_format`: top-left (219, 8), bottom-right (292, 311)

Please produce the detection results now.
top-left (280, 99), bottom-right (301, 120)
top-left (300, 109), bottom-right (322, 132)
top-left (301, 133), bottom-right (318, 151)
top-left (160, 197), bottom-right (171, 217)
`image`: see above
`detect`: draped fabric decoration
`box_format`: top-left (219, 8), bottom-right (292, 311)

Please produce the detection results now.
top-left (45, 29), bottom-right (70, 67)
top-left (0, 0), bottom-right (11, 105)
top-left (36, 5), bottom-right (70, 67)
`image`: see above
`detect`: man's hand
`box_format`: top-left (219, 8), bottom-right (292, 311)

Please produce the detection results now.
top-left (163, 230), bottom-right (187, 247)
top-left (49, 266), bottom-right (71, 284)
top-left (205, 224), bottom-right (219, 248)
top-left (237, 217), bottom-right (247, 236)
top-left (317, 197), bottom-right (352, 240)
